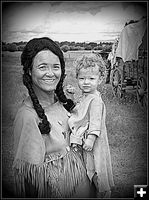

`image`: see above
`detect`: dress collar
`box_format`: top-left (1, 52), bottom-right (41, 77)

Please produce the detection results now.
top-left (23, 95), bottom-right (59, 109)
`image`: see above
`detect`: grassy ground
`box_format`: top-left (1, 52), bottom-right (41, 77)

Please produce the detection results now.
top-left (2, 51), bottom-right (147, 198)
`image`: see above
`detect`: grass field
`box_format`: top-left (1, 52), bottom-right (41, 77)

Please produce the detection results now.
top-left (2, 51), bottom-right (147, 198)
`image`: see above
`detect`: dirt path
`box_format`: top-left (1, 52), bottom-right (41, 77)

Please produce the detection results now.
top-left (2, 83), bottom-right (147, 198)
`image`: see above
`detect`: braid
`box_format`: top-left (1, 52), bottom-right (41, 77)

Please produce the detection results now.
top-left (55, 54), bottom-right (75, 112)
top-left (23, 72), bottom-right (51, 135)
top-left (55, 77), bottom-right (75, 112)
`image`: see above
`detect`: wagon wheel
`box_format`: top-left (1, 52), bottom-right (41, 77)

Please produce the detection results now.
top-left (111, 68), bottom-right (124, 98)
top-left (136, 75), bottom-right (147, 109)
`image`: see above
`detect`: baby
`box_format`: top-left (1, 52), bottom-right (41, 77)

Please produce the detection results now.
top-left (68, 53), bottom-right (114, 198)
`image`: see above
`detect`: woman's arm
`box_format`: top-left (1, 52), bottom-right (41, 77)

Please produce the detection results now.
top-left (13, 108), bottom-right (46, 197)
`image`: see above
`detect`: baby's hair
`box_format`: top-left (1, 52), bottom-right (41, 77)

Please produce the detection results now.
top-left (21, 37), bottom-right (75, 135)
top-left (74, 53), bottom-right (106, 78)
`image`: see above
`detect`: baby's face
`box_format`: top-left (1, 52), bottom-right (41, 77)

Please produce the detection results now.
top-left (77, 64), bottom-right (101, 94)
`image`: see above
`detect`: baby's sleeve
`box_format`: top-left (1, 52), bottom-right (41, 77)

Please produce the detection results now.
top-left (88, 98), bottom-right (104, 137)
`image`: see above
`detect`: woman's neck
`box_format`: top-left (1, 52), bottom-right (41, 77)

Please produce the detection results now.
top-left (32, 84), bottom-right (56, 107)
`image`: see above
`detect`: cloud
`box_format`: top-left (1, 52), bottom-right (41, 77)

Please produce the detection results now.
top-left (49, 2), bottom-right (100, 13)
top-left (2, 2), bottom-right (50, 32)
top-left (2, 2), bottom-right (147, 43)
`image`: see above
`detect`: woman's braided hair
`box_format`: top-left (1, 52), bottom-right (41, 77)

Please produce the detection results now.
top-left (21, 37), bottom-right (75, 135)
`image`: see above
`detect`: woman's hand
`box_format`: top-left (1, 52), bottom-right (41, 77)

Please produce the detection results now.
top-left (83, 134), bottom-right (96, 151)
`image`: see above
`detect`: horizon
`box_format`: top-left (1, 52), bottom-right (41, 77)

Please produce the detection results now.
top-left (2, 39), bottom-right (115, 44)
top-left (2, 2), bottom-right (147, 43)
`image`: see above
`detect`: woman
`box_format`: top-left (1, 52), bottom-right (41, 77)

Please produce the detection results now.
top-left (12, 37), bottom-right (92, 198)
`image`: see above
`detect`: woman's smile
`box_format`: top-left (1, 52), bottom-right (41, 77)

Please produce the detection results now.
top-left (42, 78), bottom-right (56, 83)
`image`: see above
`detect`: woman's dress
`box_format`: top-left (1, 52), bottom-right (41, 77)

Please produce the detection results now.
top-left (12, 97), bottom-right (91, 198)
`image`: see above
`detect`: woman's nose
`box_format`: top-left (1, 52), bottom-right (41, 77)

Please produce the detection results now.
top-left (45, 67), bottom-right (54, 76)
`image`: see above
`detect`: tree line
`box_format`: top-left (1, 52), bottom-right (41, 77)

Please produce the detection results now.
top-left (2, 41), bottom-right (113, 53)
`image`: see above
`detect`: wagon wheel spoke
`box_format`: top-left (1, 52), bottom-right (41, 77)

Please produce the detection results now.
top-left (142, 93), bottom-right (147, 108)
top-left (117, 84), bottom-right (123, 98)
top-left (113, 87), bottom-right (118, 96)
top-left (138, 93), bottom-right (147, 108)
top-left (137, 76), bottom-right (147, 109)
top-left (111, 69), bottom-right (123, 98)
top-left (112, 72), bottom-right (118, 95)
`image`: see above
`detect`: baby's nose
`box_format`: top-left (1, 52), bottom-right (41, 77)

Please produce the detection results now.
top-left (84, 78), bottom-right (90, 83)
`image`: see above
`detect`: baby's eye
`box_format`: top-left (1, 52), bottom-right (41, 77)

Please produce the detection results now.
top-left (79, 77), bottom-right (84, 80)
top-left (90, 77), bottom-right (95, 80)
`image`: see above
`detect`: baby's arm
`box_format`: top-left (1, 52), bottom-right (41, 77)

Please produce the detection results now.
top-left (83, 97), bottom-right (103, 151)
top-left (83, 134), bottom-right (97, 151)
top-left (70, 123), bottom-right (89, 146)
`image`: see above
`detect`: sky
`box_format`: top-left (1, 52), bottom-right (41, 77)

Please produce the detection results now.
top-left (2, 1), bottom-right (147, 43)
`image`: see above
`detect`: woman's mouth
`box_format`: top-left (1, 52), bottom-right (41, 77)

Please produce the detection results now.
top-left (42, 79), bottom-right (56, 83)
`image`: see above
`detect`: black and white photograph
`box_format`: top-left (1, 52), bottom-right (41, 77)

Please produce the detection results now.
top-left (2, 1), bottom-right (148, 198)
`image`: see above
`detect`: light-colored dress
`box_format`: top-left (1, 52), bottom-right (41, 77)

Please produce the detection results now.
top-left (12, 96), bottom-right (91, 198)
top-left (68, 90), bottom-right (115, 193)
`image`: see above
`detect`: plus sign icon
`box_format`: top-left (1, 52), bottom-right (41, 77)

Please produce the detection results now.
top-left (134, 185), bottom-right (148, 200)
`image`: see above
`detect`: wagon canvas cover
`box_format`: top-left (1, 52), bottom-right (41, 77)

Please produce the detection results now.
top-left (116, 17), bottom-right (147, 62)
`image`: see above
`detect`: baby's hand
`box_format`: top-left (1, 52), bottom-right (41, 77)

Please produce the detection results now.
top-left (71, 143), bottom-right (77, 147)
top-left (83, 135), bottom-right (96, 151)
top-left (65, 84), bottom-right (75, 94)
top-left (64, 84), bottom-right (75, 100)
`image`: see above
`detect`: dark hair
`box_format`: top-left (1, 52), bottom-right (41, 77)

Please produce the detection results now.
top-left (21, 37), bottom-right (75, 135)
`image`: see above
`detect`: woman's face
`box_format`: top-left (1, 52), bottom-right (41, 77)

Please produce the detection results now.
top-left (30, 50), bottom-right (62, 92)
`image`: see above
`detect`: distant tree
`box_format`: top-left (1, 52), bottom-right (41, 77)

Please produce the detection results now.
top-left (70, 41), bottom-right (76, 46)
top-left (2, 42), bottom-right (6, 45)
top-left (7, 43), bottom-right (18, 52)
top-left (69, 45), bottom-right (75, 51)
top-left (61, 45), bottom-right (70, 52)
top-left (78, 46), bottom-right (84, 50)
top-left (18, 44), bottom-right (26, 51)
top-left (84, 44), bottom-right (92, 50)
top-left (60, 41), bottom-right (70, 47)
top-left (102, 44), bottom-right (112, 52)
top-left (16, 41), bottom-right (27, 46)
top-left (75, 46), bottom-right (84, 50)
top-left (75, 42), bottom-right (85, 47)
top-left (93, 45), bottom-right (103, 50)
top-left (69, 46), bottom-right (77, 51)
top-left (69, 46), bottom-right (83, 51)
top-left (2, 44), bottom-right (8, 51)
top-left (88, 42), bottom-right (97, 48)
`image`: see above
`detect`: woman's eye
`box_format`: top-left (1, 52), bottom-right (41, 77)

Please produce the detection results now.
top-left (53, 65), bottom-right (60, 69)
top-left (90, 78), bottom-right (95, 80)
top-left (39, 65), bottom-right (47, 70)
